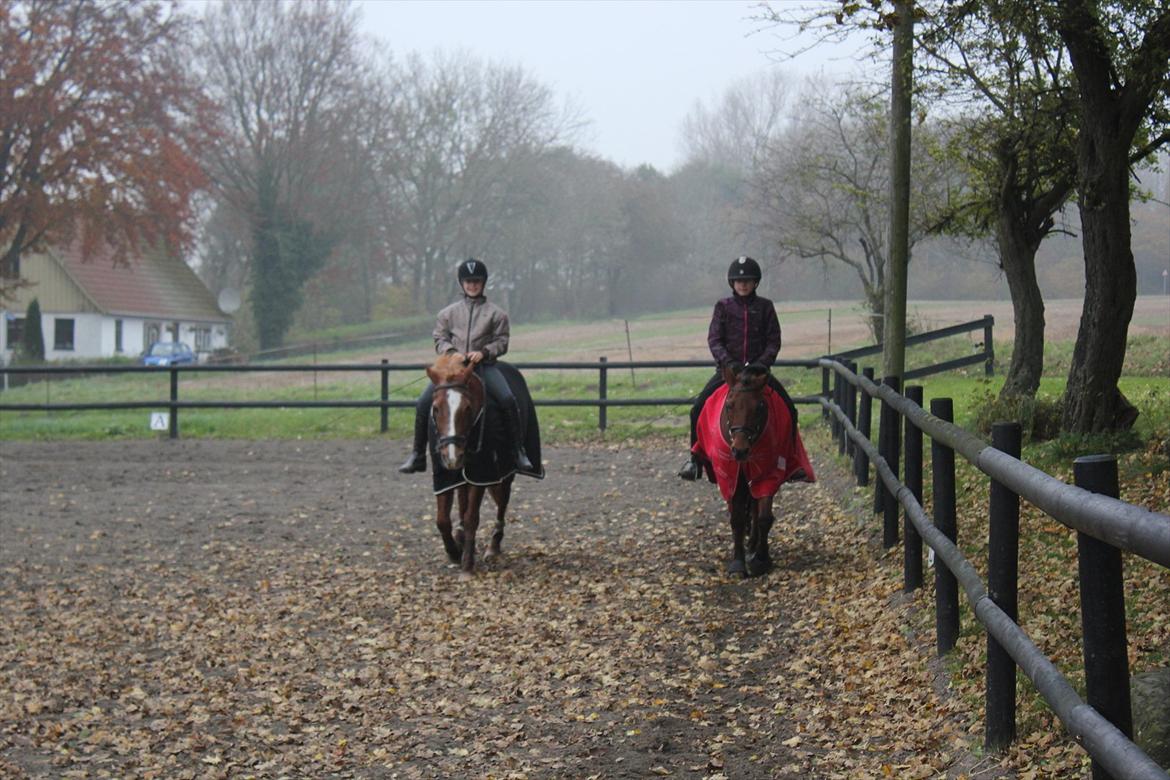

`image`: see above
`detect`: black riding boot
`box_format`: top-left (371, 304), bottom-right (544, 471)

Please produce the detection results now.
top-left (503, 401), bottom-right (535, 471)
top-left (398, 405), bottom-right (428, 473)
top-left (678, 457), bottom-right (700, 481)
top-left (679, 410), bottom-right (701, 480)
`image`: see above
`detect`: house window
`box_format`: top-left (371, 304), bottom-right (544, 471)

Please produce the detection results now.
top-left (144, 322), bottom-right (161, 350)
top-left (6, 317), bottom-right (24, 349)
top-left (115, 319), bottom-right (124, 353)
top-left (193, 327), bottom-right (211, 351)
top-left (54, 318), bottom-right (74, 351)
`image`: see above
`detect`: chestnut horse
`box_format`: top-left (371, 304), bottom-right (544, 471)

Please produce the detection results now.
top-left (426, 353), bottom-right (514, 576)
top-left (693, 363), bottom-right (814, 577)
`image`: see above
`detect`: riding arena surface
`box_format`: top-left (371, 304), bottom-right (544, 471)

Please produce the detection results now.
top-left (0, 436), bottom-right (989, 779)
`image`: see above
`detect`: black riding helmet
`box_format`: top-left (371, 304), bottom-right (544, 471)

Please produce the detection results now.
top-left (727, 255), bottom-right (761, 288)
top-left (458, 258), bottom-right (488, 283)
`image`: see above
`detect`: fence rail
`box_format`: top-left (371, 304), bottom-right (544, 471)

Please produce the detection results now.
top-left (820, 357), bottom-right (1170, 780)
top-left (0, 358), bottom-right (824, 438)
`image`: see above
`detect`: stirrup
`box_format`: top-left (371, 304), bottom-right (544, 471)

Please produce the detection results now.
top-left (398, 451), bottom-right (426, 474)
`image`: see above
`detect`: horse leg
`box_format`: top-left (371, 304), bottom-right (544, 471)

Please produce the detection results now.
top-left (485, 476), bottom-right (513, 559)
top-left (747, 493), bottom-right (776, 577)
top-left (459, 485), bottom-right (486, 576)
top-left (727, 475), bottom-right (750, 577)
top-left (435, 491), bottom-right (462, 563)
top-left (454, 484), bottom-right (468, 546)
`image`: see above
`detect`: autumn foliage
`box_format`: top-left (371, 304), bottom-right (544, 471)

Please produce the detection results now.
top-left (0, 0), bottom-right (212, 290)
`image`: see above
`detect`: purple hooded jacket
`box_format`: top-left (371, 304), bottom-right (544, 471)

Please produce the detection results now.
top-left (707, 292), bottom-right (782, 367)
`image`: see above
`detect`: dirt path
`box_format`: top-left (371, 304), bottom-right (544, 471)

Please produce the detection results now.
top-left (0, 438), bottom-right (972, 779)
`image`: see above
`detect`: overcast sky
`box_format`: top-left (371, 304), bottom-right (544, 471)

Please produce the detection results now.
top-left (356, 0), bottom-right (867, 172)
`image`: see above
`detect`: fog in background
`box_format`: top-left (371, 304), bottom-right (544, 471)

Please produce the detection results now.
top-left (184, 1), bottom-right (1169, 352)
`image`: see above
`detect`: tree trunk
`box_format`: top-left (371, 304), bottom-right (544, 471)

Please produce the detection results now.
top-left (996, 205), bottom-right (1046, 399)
top-left (1053, 1), bottom-right (1170, 433)
top-left (1061, 129), bottom-right (1138, 432)
top-left (883, 0), bottom-right (914, 381)
top-left (865, 290), bottom-right (885, 345)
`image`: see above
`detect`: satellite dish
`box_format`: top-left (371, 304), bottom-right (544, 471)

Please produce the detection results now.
top-left (217, 288), bottom-right (241, 314)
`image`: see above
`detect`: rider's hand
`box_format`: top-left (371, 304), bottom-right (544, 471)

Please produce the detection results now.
top-left (467, 351), bottom-right (485, 364)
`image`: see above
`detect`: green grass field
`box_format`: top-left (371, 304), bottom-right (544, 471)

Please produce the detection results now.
top-left (1, 310), bottom-right (1166, 452)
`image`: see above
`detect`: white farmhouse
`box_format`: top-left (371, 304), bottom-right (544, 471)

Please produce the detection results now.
top-left (0, 244), bottom-right (231, 362)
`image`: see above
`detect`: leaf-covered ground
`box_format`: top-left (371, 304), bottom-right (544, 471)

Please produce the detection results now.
top-left (0, 437), bottom-right (1112, 778)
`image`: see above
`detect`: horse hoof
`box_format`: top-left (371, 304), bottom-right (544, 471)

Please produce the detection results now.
top-left (458, 569), bottom-right (474, 581)
top-left (727, 559), bottom-right (747, 577)
top-left (747, 556), bottom-right (771, 577)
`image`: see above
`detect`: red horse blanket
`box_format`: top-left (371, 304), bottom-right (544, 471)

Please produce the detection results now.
top-left (692, 384), bottom-right (816, 501)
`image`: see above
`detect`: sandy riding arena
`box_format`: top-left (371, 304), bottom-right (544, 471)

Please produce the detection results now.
top-left (0, 435), bottom-right (996, 779)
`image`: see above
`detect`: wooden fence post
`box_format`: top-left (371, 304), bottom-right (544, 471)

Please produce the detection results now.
top-left (169, 368), bottom-right (179, 440)
top-left (984, 316), bottom-right (995, 376)
top-left (986, 421), bottom-right (1022, 751)
top-left (380, 359), bottom-right (389, 434)
top-left (1074, 454), bottom-right (1133, 780)
top-left (931, 397), bottom-right (958, 655)
top-left (835, 368), bottom-right (846, 455)
top-left (856, 367), bottom-right (874, 487)
top-left (903, 385), bottom-right (924, 591)
top-left (821, 364), bottom-right (830, 421)
top-left (845, 360), bottom-right (858, 458)
top-left (599, 356), bottom-right (608, 433)
top-left (880, 376), bottom-right (902, 548)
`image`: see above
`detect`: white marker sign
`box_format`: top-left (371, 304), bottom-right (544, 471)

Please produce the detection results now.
top-left (150, 412), bottom-right (169, 431)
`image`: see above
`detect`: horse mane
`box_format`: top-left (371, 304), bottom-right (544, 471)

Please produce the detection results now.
top-left (430, 352), bottom-right (471, 383)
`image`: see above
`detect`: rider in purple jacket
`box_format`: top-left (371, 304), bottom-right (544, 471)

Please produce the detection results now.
top-left (678, 256), bottom-right (789, 481)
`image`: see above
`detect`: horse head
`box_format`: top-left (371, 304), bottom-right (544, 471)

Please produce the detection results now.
top-left (426, 353), bottom-right (485, 471)
top-left (720, 362), bottom-right (769, 462)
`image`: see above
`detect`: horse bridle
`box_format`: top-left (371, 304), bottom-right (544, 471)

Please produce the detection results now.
top-left (724, 385), bottom-right (768, 445)
top-left (432, 378), bottom-right (486, 452)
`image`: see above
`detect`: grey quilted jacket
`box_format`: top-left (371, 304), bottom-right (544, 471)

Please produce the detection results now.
top-left (433, 295), bottom-right (510, 363)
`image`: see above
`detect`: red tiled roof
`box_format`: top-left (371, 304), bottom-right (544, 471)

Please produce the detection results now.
top-left (51, 244), bottom-right (228, 322)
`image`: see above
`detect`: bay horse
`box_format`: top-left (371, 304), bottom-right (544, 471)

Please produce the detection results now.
top-left (693, 363), bottom-right (815, 577)
top-left (426, 353), bottom-right (514, 576)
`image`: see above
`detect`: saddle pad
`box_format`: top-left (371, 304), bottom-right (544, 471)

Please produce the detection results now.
top-left (692, 383), bottom-right (816, 501)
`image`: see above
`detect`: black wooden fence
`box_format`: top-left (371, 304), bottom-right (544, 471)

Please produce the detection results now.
top-left (0, 358), bottom-right (818, 438)
top-left (0, 315), bottom-right (996, 438)
top-left (820, 358), bottom-right (1170, 780)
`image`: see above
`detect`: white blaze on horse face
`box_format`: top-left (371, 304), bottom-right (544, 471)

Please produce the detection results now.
top-left (444, 388), bottom-right (463, 465)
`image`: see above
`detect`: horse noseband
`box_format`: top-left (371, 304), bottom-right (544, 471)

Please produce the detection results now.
top-left (726, 398), bottom-right (768, 444)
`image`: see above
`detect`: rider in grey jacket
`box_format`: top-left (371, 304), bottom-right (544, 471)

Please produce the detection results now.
top-left (399, 259), bottom-right (534, 474)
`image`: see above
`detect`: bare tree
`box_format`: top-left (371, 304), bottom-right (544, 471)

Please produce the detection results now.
top-left (197, 0), bottom-right (377, 349)
top-left (681, 71), bottom-right (795, 177)
top-left (749, 81), bottom-right (958, 341)
top-left (372, 52), bottom-right (577, 311)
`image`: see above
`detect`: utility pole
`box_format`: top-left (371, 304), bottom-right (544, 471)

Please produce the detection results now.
top-left (884, 0), bottom-right (914, 382)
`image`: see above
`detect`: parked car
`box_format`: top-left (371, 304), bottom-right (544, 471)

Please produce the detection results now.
top-left (141, 341), bottom-right (197, 367)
